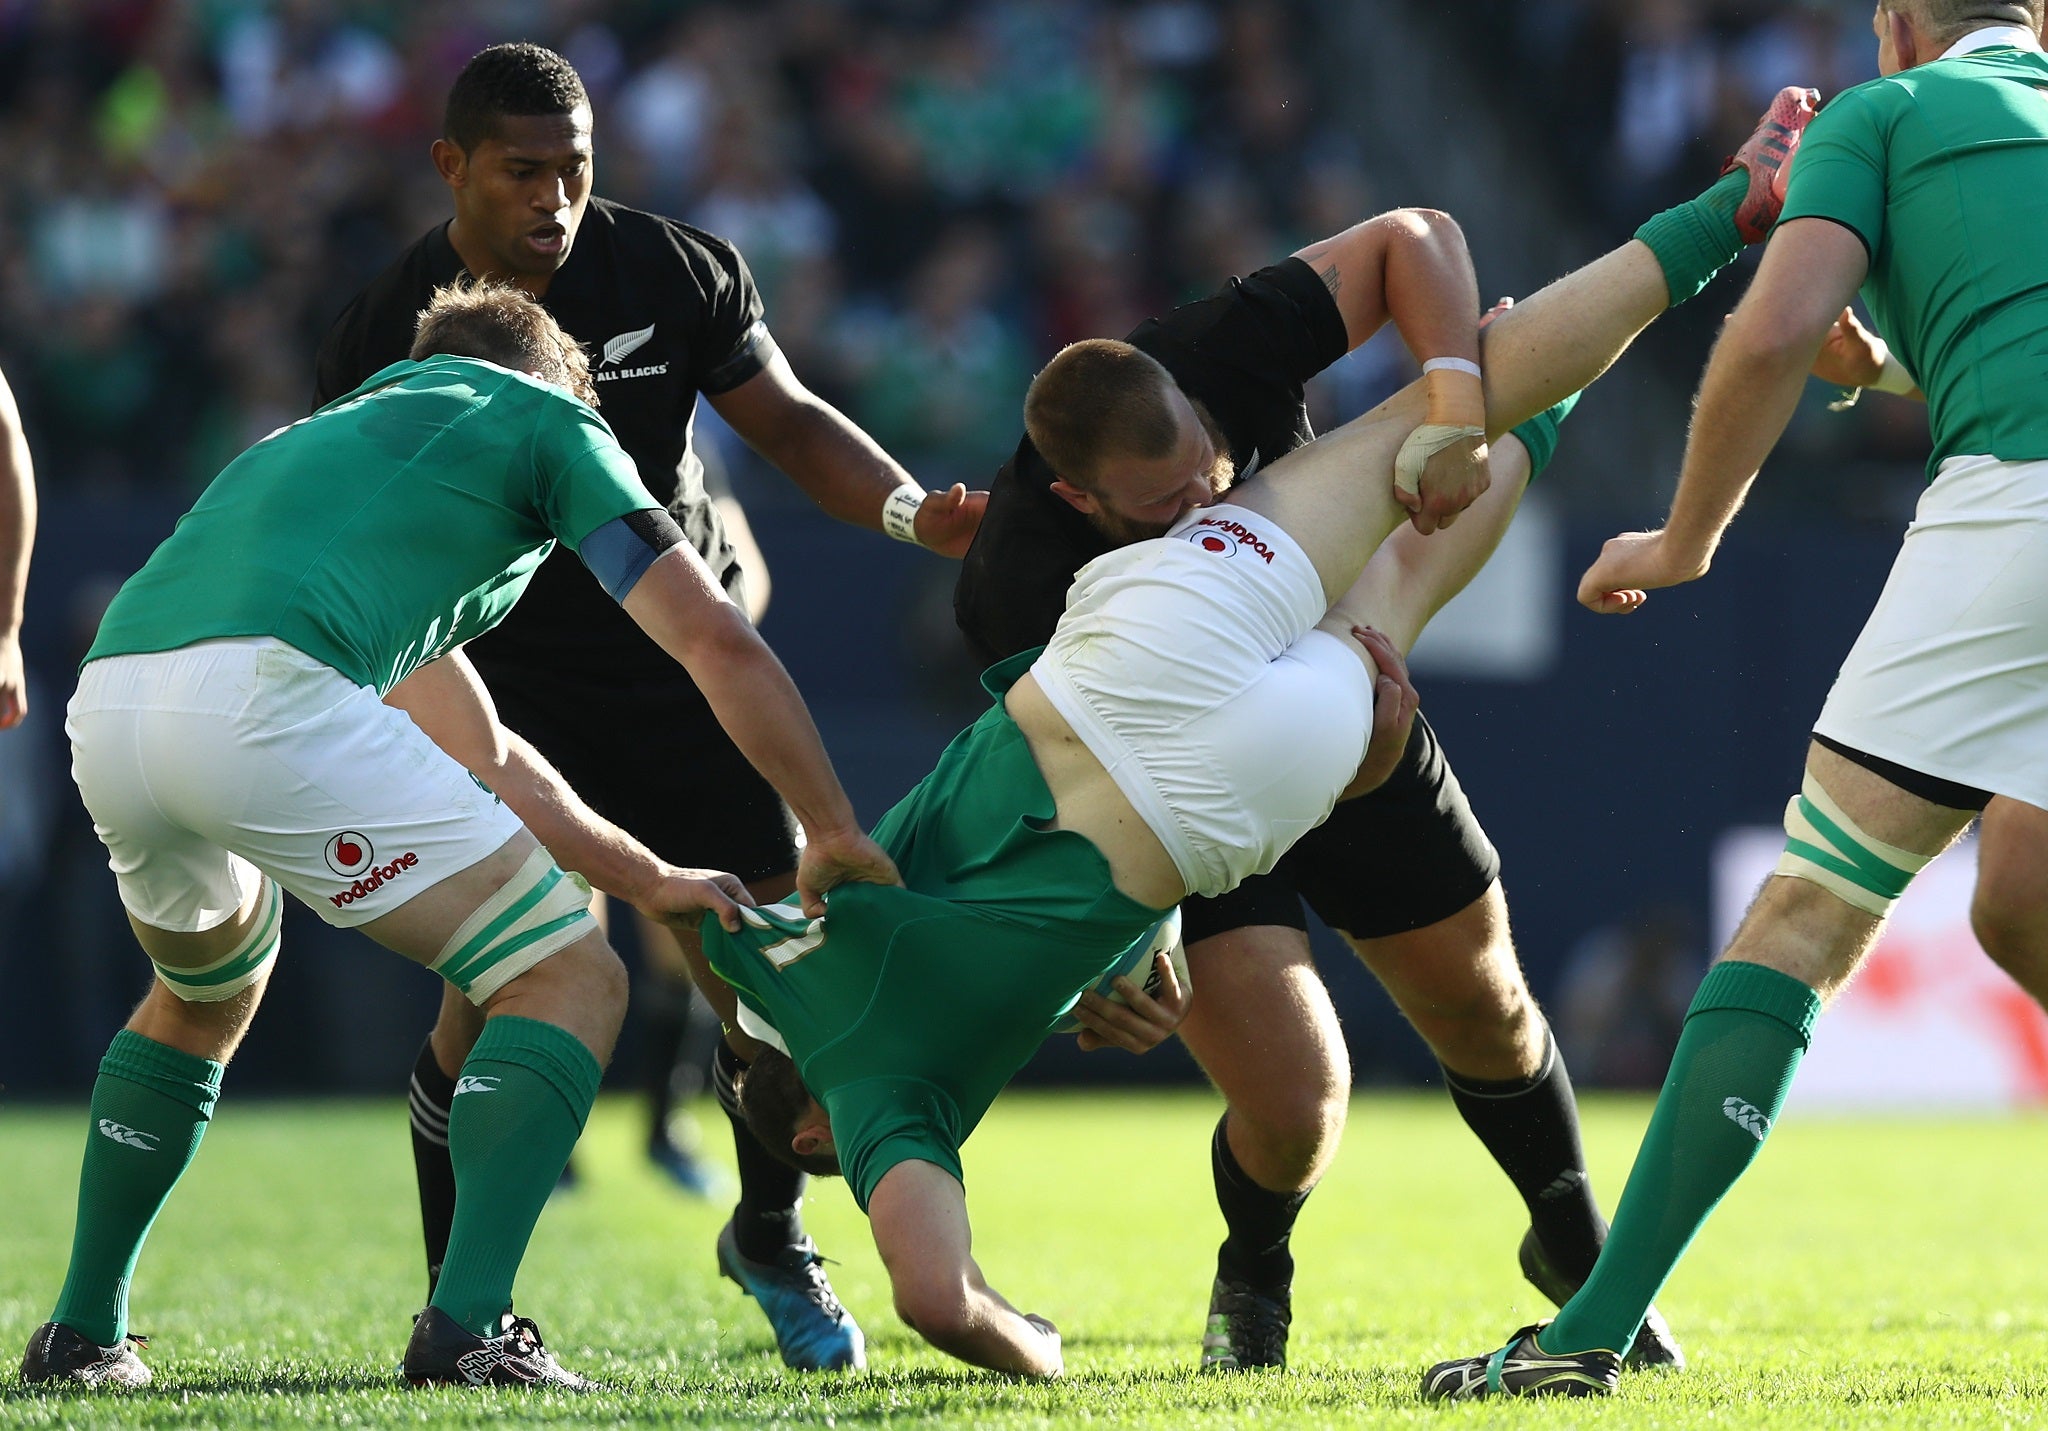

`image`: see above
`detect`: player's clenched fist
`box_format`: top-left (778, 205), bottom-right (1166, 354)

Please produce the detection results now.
top-left (1576, 529), bottom-right (1709, 615)
top-left (796, 827), bottom-right (903, 916)
top-left (641, 867), bottom-right (757, 932)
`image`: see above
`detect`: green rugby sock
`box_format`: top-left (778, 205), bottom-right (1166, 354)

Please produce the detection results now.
top-left (1633, 168), bottom-right (1751, 306)
top-left (1507, 391), bottom-right (1581, 483)
top-left (1539, 961), bottom-right (1821, 1357)
top-left (431, 1015), bottom-right (601, 1336)
top-left (52, 1030), bottom-right (224, 1346)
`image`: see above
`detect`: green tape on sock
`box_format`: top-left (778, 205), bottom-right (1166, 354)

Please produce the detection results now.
top-left (1634, 169), bottom-right (1751, 306)
top-left (1507, 391), bottom-right (1582, 483)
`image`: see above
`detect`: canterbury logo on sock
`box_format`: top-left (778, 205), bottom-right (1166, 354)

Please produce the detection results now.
top-left (453, 1075), bottom-right (501, 1096)
top-left (96, 1119), bottom-right (161, 1151)
top-left (1721, 1097), bottom-right (1772, 1140)
top-left (1537, 1169), bottom-right (1586, 1201)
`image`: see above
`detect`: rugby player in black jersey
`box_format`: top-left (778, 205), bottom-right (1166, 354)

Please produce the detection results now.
top-left (316, 43), bottom-right (977, 1373)
top-left (955, 221), bottom-right (1685, 1372)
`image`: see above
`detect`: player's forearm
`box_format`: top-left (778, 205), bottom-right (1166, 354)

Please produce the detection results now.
top-left (906, 1284), bottom-right (1062, 1378)
top-left (1662, 315), bottom-right (1815, 568)
top-left (1378, 209), bottom-right (1481, 374)
top-left (488, 732), bottom-right (672, 908)
top-left (656, 603), bottom-right (862, 840)
top-left (752, 396), bottom-right (920, 534)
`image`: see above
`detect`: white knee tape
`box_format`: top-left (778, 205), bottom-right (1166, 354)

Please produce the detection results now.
top-left (432, 848), bottom-right (598, 1003)
top-left (153, 880), bottom-right (283, 1003)
top-left (1776, 772), bottom-right (1932, 917)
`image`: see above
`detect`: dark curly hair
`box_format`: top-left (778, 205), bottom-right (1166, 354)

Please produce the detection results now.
top-left (444, 43), bottom-right (590, 152)
top-left (739, 1047), bottom-right (842, 1179)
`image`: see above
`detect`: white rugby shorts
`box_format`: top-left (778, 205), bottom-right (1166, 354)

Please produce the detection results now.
top-left (68, 637), bottom-right (526, 931)
top-left (1815, 453), bottom-right (2048, 809)
top-left (1030, 506), bottom-right (1373, 898)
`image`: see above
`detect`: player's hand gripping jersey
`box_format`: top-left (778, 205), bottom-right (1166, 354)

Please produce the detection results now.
top-left (88, 357), bottom-right (663, 691)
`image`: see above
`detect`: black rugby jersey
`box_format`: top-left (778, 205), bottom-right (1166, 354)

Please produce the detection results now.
top-left (314, 197), bottom-right (773, 678)
top-left (953, 257), bottom-right (1350, 663)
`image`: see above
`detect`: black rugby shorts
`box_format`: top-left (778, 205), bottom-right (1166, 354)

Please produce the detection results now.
top-left (473, 658), bottom-right (800, 887)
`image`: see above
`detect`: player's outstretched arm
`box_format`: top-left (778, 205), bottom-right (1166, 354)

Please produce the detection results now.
top-left (709, 346), bottom-right (987, 558)
top-left (0, 366), bottom-right (33, 729)
top-left (621, 545), bottom-right (901, 910)
top-left (1578, 218), bottom-right (1867, 614)
top-left (868, 1160), bottom-right (1064, 1378)
top-left (384, 651), bottom-right (755, 929)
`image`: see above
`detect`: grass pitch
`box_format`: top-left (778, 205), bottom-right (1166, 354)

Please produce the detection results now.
top-left (4, 1089), bottom-right (2047, 1427)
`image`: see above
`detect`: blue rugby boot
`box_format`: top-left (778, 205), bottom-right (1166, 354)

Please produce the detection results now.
top-left (716, 1218), bottom-right (865, 1371)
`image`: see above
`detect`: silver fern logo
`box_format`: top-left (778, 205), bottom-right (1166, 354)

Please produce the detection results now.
top-left (1722, 1096), bottom-right (1772, 1140)
top-left (599, 324), bottom-right (656, 366)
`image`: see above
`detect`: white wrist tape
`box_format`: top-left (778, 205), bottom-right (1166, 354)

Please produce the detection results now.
top-left (1393, 422), bottom-right (1488, 496)
top-left (881, 485), bottom-right (926, 545)
top-left (1421, 357), bottom-right (1483, 380)
top-left (1872, 352), bottom-right (1917, 396)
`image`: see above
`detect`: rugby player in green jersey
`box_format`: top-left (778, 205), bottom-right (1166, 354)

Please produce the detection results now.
top-left (1426, 0), bottom-right (2048, 1400)
top-left (19, 282), bottom-right (896, 1392)
top-left (676, 137), bottom-right (1819, 1374)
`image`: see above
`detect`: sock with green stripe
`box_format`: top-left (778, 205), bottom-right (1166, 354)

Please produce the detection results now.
top-left (1633, 168), bottom-right (1751, 306)
top-left (430, 1015), bottom-right (602, 1335)
top-left (1539, 961), bottom-right (1821, 1357)
top-left (52, 1030), bottom-right (225, 1345)
top-left (1506, 391), bottom-right (1581, 482)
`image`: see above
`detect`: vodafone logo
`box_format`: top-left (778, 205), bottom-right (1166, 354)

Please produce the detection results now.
top-left (325, 831), bottom-right (374, 877)
top-left (329, 850), bottom-right (422, 908)
top-left (1180, 515), bottom-right (1276, 564)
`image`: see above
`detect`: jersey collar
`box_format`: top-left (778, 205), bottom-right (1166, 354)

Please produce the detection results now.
top-left (1941, 24), bottom-right (2043, 60)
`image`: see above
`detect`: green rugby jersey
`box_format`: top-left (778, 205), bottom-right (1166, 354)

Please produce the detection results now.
top-left (1779, 38), bottom-right (2048, 478)
top-left (87, 357), bottom-right (657, 691)
top-left (704, 651), bottom-right (1168, 1209)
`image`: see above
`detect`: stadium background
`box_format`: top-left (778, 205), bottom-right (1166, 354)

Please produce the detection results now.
top-left (0, 0), bottom-right (1954, 1098)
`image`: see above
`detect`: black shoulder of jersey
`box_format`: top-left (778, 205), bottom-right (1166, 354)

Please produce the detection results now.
top-left (953, 436), bottom-right (1112, 663)
top-left (580, 197), bottom-right (753, 300)
top-left (313, 224), bottom-right (462, 409)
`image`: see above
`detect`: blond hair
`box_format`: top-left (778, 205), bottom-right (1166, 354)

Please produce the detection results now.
top-left (410, 279), bottom-right (597, 405)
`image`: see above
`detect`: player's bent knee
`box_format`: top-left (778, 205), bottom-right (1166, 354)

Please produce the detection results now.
top-left (1777, 771), bottom-right (1932, 918)
top-left (151, 880), bottom-right (283, 1004)
top-left (432, 847), bottom-right (601, 1004)
top-left (1972, 897), bottom-right (2048, 970)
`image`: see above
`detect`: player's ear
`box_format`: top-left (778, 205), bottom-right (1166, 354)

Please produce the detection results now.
top-left (790, 1100), bottom-right (833, 1157)
top-left (1049, 478), bottom-right (1098, 515)
top-left (431, 137), bottom-right (469, 188)
top-left (791, 1126), bottom-right (833, 1158)
top-left (1888, 7), bottom-right (1919, 68)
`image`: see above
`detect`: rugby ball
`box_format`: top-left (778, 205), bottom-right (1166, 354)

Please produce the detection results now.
top-left (1052, 907), bottom-right (1189, 1035)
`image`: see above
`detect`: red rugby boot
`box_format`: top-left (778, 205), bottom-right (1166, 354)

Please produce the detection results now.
top-left (1722, 86), bottom-right (1820, 243)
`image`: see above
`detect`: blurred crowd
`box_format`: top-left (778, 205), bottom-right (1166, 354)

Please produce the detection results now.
top-left (0, 0), bottom-right (1397, 500)
top-left (0, 0), bottom-right (1943, 512)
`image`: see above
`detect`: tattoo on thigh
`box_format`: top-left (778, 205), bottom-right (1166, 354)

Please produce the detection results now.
top-left (1318, 263), bottom-right (1341, 300)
